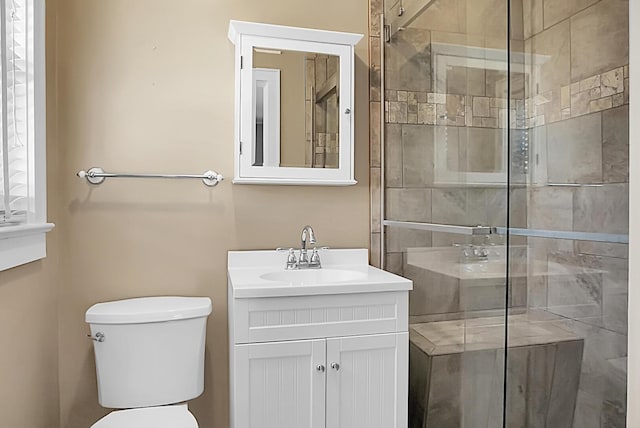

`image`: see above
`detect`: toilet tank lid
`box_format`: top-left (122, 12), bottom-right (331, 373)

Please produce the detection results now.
top-left (85, 296), bottom-right (212, 324)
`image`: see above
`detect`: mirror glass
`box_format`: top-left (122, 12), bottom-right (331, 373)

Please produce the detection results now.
top-left (253, 48), bottom-right (340, 169)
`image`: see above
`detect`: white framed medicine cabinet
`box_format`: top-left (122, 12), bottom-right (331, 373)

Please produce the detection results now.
top-left (228, 20), bottom-right (363, 185)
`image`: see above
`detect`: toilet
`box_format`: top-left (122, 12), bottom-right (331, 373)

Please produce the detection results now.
top-left (85, 296), bottom-right (213, 427)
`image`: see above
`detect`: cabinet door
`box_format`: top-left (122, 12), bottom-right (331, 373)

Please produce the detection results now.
top-left (326, 332), bottom-right (408, 428)
top-left (234, 339), bottom-right (326, 428)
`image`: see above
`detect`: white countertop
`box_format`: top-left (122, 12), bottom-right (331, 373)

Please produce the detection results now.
top-left (228, 249), bottom-right (412, 298)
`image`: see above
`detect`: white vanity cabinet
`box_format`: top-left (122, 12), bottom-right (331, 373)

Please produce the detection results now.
top-left (234, 331), bottom-right (407, 428)
top-left (228, 249), bottom-right (412, 428)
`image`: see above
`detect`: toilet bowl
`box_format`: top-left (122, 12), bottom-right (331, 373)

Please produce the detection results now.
top-left (85, 296), bottom-right (212, 428)
top-left (90, 404), bottom-right (198, 428)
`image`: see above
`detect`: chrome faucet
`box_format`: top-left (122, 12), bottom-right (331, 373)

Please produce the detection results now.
top-left (454, 243), bottom-right (489, 262)
top-left (278, 226), bottom-right (323, 270)
top-left (299, 225), bottom-right (323, 269)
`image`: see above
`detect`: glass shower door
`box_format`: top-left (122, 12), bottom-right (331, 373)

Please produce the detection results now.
top-left (381, 0), bottom-right (630, 426)
top-left (382, 0), bottom-right (511, 426)
top-left (510, 0), bottom-right (630, 426)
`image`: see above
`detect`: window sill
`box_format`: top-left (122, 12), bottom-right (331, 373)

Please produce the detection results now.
top-left (0, 222), bottom-right (55, 271)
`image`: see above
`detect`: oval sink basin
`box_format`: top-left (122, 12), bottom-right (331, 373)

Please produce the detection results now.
top-left (260, 268), bottom-right (367, 284)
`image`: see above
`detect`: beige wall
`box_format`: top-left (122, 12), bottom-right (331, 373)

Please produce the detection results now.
top-left (0, 1), bottom-right (61, 426)
top-left (254, 50), bottom-right (307, 167)
top-left (55, 0), bottom-right (369, 427)
top-left (0, 262), bottom-right (60, 428)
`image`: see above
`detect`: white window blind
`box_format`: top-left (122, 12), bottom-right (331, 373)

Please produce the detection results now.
top-left (0, 0), bottom-right (33, 226)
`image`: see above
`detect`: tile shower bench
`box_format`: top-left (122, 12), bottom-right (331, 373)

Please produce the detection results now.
top-left (408, 311), bottom-right (584, 428)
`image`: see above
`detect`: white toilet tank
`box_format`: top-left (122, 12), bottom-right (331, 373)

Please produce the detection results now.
top-left (85, 296), bottom-right (212, 409)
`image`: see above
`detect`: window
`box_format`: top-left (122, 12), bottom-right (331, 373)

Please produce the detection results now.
top-left (0, 0), bottom-right (52, 271)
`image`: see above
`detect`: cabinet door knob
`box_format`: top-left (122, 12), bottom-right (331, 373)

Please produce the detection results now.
top-left (316, 364), bottom-right (325, 372)
top-left (331, 362), bottom-right (340, 371)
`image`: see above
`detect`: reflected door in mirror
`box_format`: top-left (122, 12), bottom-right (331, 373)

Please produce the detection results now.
top-left (253, 48), bottom-right (340, 169)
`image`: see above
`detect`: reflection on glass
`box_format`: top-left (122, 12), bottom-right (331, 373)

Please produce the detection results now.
top-left (252, 48), bottom-right (340, 169)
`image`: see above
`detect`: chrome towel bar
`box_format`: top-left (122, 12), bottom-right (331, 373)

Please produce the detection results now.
top-left (76, 167), bottom-right (224, 187)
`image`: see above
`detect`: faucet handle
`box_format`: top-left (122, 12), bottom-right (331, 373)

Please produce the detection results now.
top-left (277, 248), bottom-right (298, 269)
top-left (309, 248), bottom-right (322, 268)
top-left (286, 249), bottom-right (298, 269)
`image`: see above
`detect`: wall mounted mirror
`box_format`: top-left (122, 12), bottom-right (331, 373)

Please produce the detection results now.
top-left (228, 21), bottom-right (363, 185)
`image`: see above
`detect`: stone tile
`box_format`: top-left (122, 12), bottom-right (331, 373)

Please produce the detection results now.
top-left (580, 74), bottom-right (601, 92)
top-left (570, 90), bottom-right (590, 117)
top-left (445, 95), bottom-right (465, 118)
top-left (589, 96), bottom-right (612, 113)
top-left (402, 124), bottom-right (435, 187)
top-left (573, 390), bottom-right (603, 428)
top-left (431, 189), bottom-right (488, 226)
top-left (408, 339), bottom-right (431, 428)
top-left (546, 340), bottom-right (584, 427)
top-left (460, 349), bottom-right (503, 427)
top-left (529, 125), bottom-right (548, 185)
top-left (526, 20), bottom-right (571, 94)
top-left (431, 189), bottom-right (467, 226)
top-left (385, 226), bottom-right (432, 253)
top-left (405, 266), bottom-right (460, 316)
top-left (509, 188), bottom-right (528, 229)
top-left (369, 0), bottom-right (382, 37)
top-left (460, 127), bottom-right (503, 174)
top-left (385, 252), bottom-right (404, 276)
top-left (426, 354), bottom-right (462, 426)
top-left (529, 187), bottom-right (574, 230)
top-left (409, 0), bottom-right (466, 34)
top-left (613, 93), bottom-right (625, 107)
top-left (384, 124), bottom-right (403, 187)
top-left (388, 101), bottom-right (407, 123)
top-left (547, 253), bottom-right (603, 310)
top-left (370, 102), bottom-right (381, 167)
top-left (561, 85), bottom-right (571, 109)
top-left (386, 188), bottom-right (432, 223)
top-left (472, 97), bottom-right (491, 117)
top-left (417, 103), bottom-right (436, 125)
top-left (428, 93), bottom-right (446, 104)
top-left (601, 67), bottom-right (624, 97)
top-left (570, 82), bottom-right (580, 94)
top-left (574, 184), bottom-right (629, 234)
top-left (369, 37), bottom-right (381, 102)
top-left (624, 78), bottom-right (630, 104)
top-left (523, 0), bottom-right (543, 38)
top-left (570, 0), bottom-right (629, 81)
top-left (527, 276), bottom-right (548, 309)
top-left (435, 65), bottom-right (486, 97)
top-left (576, 241), bottom-right (628, 259)
top-left (370, 167), bottom-right (381, 233)
top-left (505, 345), bottom-right (556, 427)
top-left (546, 113), bottom-right (602, 183)
top-left (543, 0), bottom-right (598, 28)
top-left (370, 232), bottom-right (381, 268)
top-left (385, 28), bottom-right (432, 92)
top-left (602, 105), bottom-right (629, 183)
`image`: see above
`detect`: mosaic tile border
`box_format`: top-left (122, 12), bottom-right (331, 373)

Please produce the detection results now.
top-left (383, 64), bottom-right (630, 129)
